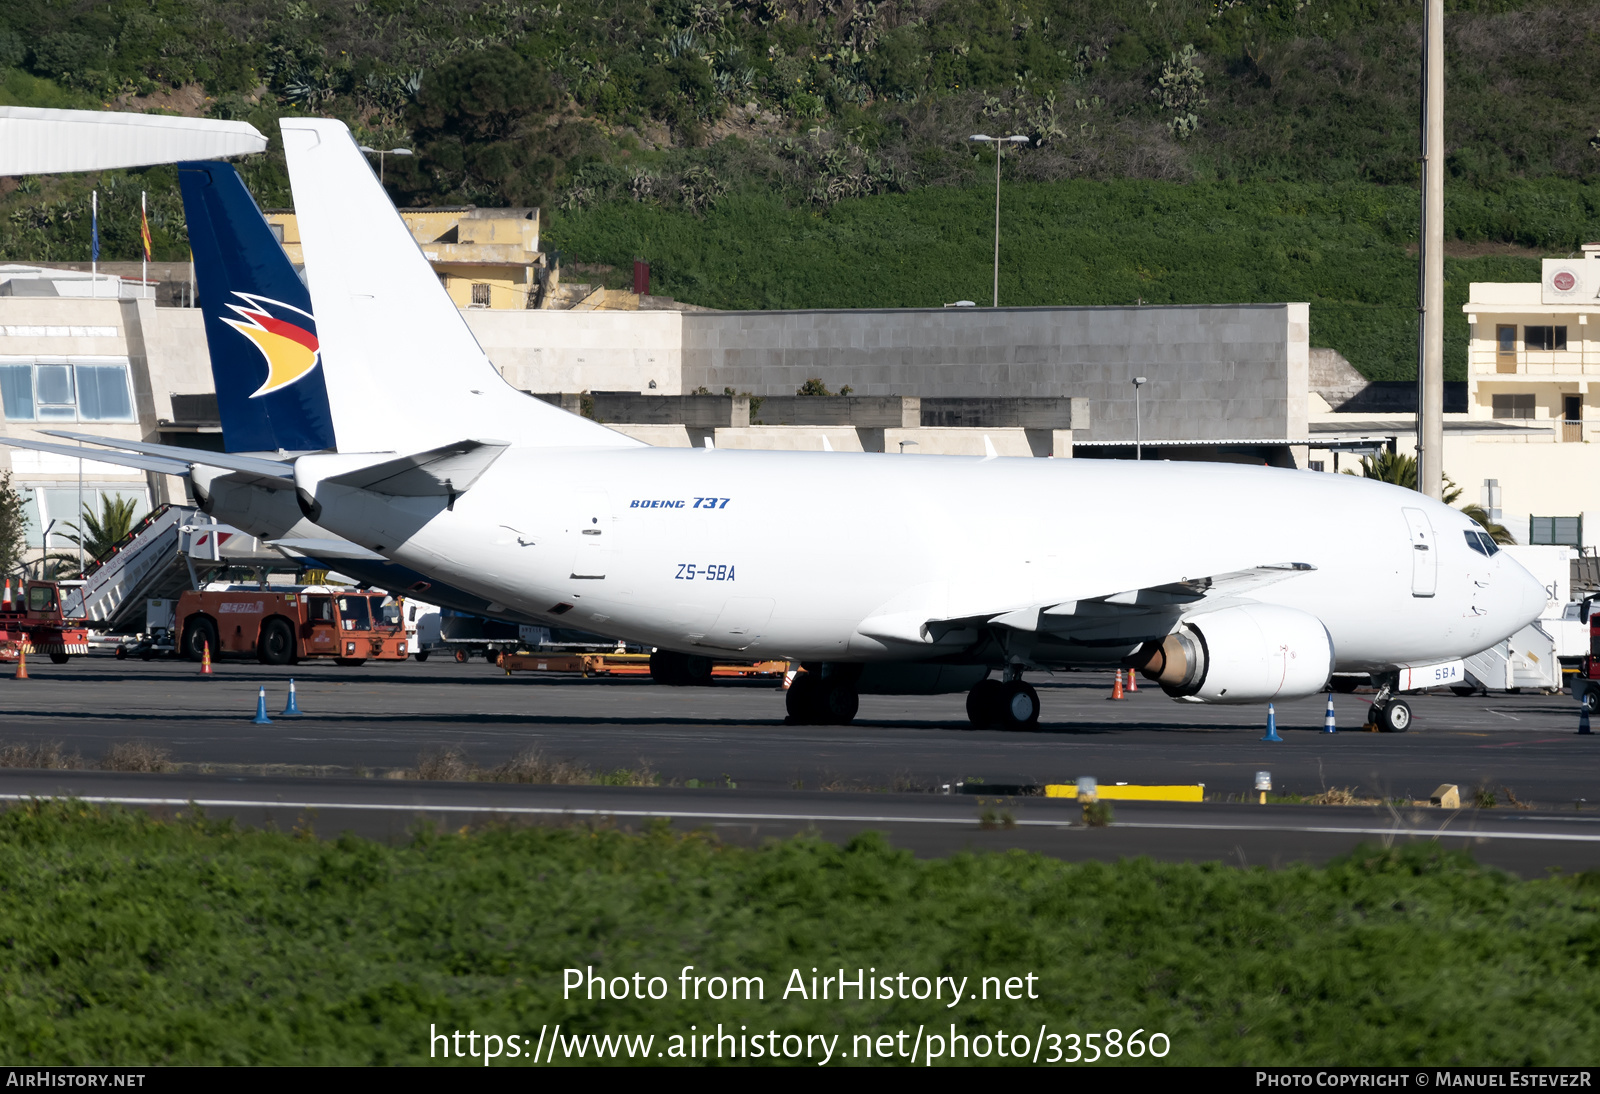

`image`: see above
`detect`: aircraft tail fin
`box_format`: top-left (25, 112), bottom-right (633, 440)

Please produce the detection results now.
top-left (176, 161), bottom-right (337, 453)
top-left (277, 119), bottom-right (642, 454)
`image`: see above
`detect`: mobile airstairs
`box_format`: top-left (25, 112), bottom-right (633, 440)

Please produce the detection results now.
top-left (61, 504), bottom-right (289, 635)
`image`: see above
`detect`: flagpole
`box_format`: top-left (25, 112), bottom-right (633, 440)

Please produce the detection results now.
top-left (90, 190), bottom-right (97, 299)
top-left (141, 191), bottom-right (148, 300)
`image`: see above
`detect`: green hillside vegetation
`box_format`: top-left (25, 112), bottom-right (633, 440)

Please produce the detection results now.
top-left (0, 0), bottom-right (1596, 377)
top-left (4, 802), bottom-right (1600, 1065)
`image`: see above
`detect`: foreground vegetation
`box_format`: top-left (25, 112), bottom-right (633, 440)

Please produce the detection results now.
top-left (1, 801), bottom-right (1597, 1065)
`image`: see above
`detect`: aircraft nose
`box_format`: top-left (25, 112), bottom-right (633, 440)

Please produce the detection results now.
top-left (1500, 554), bottom-right (1549, 628)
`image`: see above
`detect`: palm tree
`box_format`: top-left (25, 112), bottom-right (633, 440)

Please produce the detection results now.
top-left (47, 495), bottom-right (141, 577)
top-left (1342, 452), bottom-right (1514, 543)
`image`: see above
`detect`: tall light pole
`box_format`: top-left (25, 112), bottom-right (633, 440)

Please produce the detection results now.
top-left (1416, 0), bottom-right (1444, 500)
top-left (1132, 376), bottom-right (1147, 461)
top-left (359, 146), bottom-right (413, 185)
top-left (968, 134), bottom-right (1029, 307)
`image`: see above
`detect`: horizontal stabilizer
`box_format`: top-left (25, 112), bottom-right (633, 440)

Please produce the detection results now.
top-left (322, 439), bottom-right (509, 497)
top-left (0, 437), bottom-right (193, 477)
top-left (267, 538), bottom-right (388, 561)
top-left (40, 431), bottom-right (296, 479)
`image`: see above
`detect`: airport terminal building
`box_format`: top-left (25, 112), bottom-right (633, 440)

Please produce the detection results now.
top-left (0, 255), bottom-right (1589, 563)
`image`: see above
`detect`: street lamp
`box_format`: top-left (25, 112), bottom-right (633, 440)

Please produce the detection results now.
top-left (359, 146), bottom-right (413, 184)
top-left (1132, 376), bottom-right (1148, 461)
top-left (967, 134), bottom-right (1030, 308)
top-left (898, 440), bottom-right (919, 454)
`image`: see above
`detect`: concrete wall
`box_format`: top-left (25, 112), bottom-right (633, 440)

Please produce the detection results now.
top-left (679, 303), bottom-right (1307, 444)
top-left (465, 308), bottom-right (682, 395)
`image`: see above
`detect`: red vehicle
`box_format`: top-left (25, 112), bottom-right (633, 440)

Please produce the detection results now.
top-left (176, 586), bottom-right (408, 666)
top-left (0, 580), bottom-right (90, 664)
top-left (1571, 604), bottom-right (1600, 713)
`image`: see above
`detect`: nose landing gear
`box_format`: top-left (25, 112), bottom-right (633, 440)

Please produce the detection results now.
top-left (1362, 679), bottom-right (1411, 733)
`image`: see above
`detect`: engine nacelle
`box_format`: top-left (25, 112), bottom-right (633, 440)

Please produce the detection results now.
top-left (1138, 604), bottom-right (1334, 703)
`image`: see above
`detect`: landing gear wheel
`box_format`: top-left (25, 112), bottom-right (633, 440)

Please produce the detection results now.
top-left (965, 679), bottom-right (1006, 730)
top-left (649, 650), bottom-right (684, 685)
top-left (181, 618), bottom-right (218, 662)
top-left (485, 649), bottom-right (501, 665)
top-left (453, 648), bottom-right (468, 664)
top-left (997, 681), bottom-right (1041, 730)
top-left (1331, 676), bottom-right (1363, 694)
top-left (683, 655), bottom-right (714, 687)
top-left (1378, 699), bottom-right (1411, 733)
top-left (819, 680), bottom-right (859, 725)
top-left (786, 674), bottom-right (823, 722)
top-left (257, 618), bottom-right (294, 666)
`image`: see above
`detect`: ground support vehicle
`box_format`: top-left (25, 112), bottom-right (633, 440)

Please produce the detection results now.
top-left (501, 650), bottom-right (787, 680)
top-left (176, 585), bottom-right (408, 665)
top-left (0, 581), bottom-right (89, 663)
top-left (1567, 609), bottom-right (1600, 713)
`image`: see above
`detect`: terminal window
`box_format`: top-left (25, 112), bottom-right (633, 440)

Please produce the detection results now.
top-left (1525, 325), bottom-right (1567, 351)
top-left (0, 357), bottom-right (135, 422)
top-left (1491, 393), bottom-right (1536, 420)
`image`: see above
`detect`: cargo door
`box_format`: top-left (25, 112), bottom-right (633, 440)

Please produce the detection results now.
top-left (571, 491), bottom-right (612, 580)
top-left (1402, 507), bottom-right (1436, 597)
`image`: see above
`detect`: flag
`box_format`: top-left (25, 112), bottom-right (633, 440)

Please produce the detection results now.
top-left (140, 192), bottom-right (152, 262)
top-left (90, 190), bottom-right (99, 264)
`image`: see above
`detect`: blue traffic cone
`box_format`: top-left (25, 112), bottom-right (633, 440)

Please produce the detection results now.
top-left (1261, 702), bottom-right (1283, 742)
top-left (281, 678), bottom-right (302, 716)
top-left (1581, 702), bottom-right (1592, 736)
top-left (251, 686), bottom-right (273, 725)
top-left (1323, 693), bottom-right (1338, 734)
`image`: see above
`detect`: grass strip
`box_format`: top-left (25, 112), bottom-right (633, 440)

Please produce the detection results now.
top-left (1, 800), bottom-right (1597, 1065)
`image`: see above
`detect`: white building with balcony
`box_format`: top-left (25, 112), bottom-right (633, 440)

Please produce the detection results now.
top-left (1453, 248), bottom-right (1600, 545)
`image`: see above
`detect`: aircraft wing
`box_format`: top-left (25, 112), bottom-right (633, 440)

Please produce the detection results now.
top-left (857, 563), bottom-right (1316, 646)
top-left (0, 107), bottom-right (266, 175)
top-left (321, 439), bottom-right (510, 497)
top-left (268, 538), bottom-right (388, 561)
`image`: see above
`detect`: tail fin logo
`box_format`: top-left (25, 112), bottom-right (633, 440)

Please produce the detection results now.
top-left (220, 292), bottom-right (321, 398)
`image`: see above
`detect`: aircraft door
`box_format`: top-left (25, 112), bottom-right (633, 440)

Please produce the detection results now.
top-left (571, 490), bottom-right (612, 580)
top-left (1402, 507), bottom-right (1437, 597)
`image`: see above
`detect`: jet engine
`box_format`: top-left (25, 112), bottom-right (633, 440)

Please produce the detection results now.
top-left (1136, 603), bottom-right (1334, 703)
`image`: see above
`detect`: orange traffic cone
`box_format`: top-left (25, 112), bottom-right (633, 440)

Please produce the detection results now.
top-left (14, 644), bottom-right (28, 680)
top-left (2, 580), bottom-right (12, 610)
top-left (200, 640), bottom-right (213, 676)
top-left (1127, 667), bottom-right (1139, 693)
top-left (1110, 670), bottom-right (1124, 700)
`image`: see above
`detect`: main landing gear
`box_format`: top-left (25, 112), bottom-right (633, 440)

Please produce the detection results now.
top-left (785, 667), bottom-right (860, 725)
top-left (966, 669), bottom-right (1040, 731)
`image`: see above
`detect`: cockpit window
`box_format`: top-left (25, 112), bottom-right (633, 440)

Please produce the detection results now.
top-left (1479, 532), bottom-right (1499, 556)
top-left (1464, 530), bottom-right (1488, 556)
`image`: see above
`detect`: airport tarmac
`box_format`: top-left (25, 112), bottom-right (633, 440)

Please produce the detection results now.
top-left (1, 656), bottom-right (1596, 870)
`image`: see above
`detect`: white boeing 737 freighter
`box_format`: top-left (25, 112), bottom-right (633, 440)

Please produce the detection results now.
top-left (16, 118), bottom-right (1548, 732)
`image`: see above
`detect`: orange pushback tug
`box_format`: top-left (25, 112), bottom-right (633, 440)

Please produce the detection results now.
top-left (0, 580), bottom-right (90, 664)
top-left (175, 586), bottom-right (408, 666)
